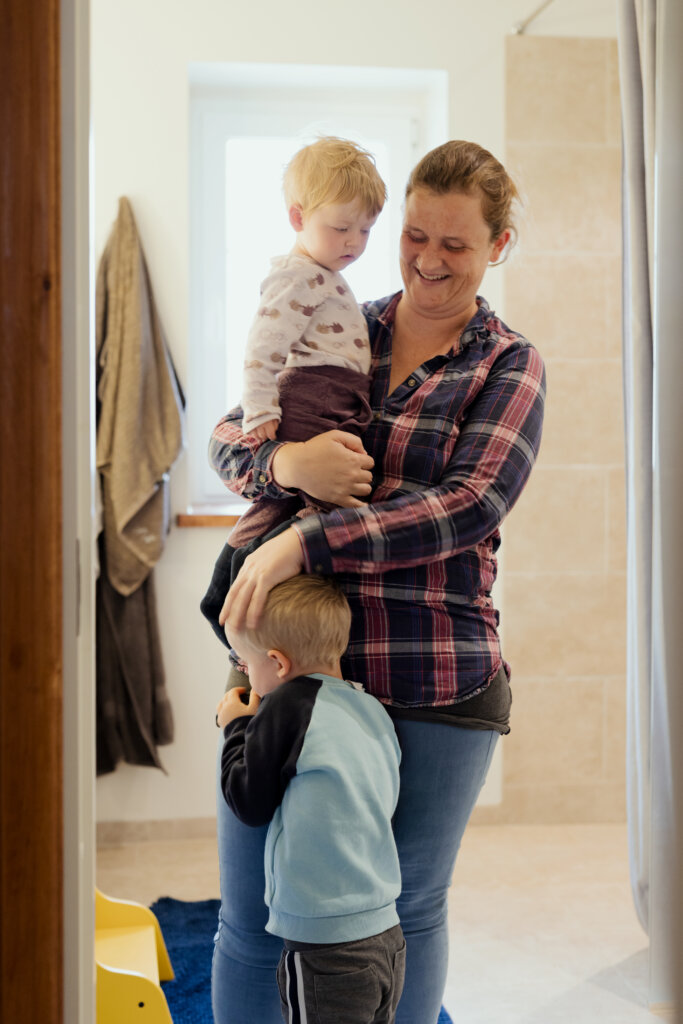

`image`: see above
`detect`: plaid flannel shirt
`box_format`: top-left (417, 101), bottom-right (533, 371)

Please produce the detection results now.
top-left (209, 294), bottom-right (546, 707)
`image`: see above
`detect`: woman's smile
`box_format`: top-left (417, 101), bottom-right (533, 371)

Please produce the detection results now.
top-left (414, 266), bottom-right (450, 282)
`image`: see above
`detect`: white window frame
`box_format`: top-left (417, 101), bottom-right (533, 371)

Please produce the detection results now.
top-left (188, 62), bottom-right (448, 508)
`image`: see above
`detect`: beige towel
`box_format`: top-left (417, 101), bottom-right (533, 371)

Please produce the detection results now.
top-left (96, 197), bottom-right (185, 595)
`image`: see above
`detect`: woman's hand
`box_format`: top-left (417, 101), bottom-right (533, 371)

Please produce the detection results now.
top-left (272, 430), bottom-right (374, 507)
top-left (219, 527), bottom-right (305, 631)
top-left (216, 687), bottom-right (260, 728)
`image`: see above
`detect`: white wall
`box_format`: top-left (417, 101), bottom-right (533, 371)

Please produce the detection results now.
top-left (93, 0), bottom-right (617, 822)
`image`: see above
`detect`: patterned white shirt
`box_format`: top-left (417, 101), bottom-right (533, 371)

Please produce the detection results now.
top-left (242, 253), bottom-right (370, 432)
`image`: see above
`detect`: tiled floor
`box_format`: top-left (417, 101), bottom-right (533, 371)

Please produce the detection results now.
top-left (444, 824), bottom-right (655, 1023)
top-left (97, 822), bottom-right (658, 1022)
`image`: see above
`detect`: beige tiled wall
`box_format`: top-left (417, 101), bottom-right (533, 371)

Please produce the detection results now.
top-left (473, 36), bottom-right (626, 825)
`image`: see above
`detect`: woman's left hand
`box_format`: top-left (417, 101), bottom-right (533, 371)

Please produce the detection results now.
top-left (219, 527), bottom-right (304, 631)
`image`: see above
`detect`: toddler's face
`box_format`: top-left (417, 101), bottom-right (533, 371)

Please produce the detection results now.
top-left (293, 200), bottom-right (378, 273)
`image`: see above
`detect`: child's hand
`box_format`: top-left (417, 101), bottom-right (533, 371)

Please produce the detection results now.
top-left (216, 687), bottom-right (261, 728)
top-left (251, 419), bottom-right (279, 442)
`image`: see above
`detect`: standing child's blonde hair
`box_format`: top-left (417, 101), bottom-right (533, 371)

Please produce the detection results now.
top-left (244, 574), bottom-right (352, 670)
top-left (283, 136), bottom-right (387, 218)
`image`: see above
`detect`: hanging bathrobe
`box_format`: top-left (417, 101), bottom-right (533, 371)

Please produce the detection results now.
top-left (95, 196), bottom-right (185, 775)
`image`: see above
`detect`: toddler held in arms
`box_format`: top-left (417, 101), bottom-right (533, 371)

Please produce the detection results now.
top-left (201, 136), bottom-right (385, 644)
top-left (231, 135), bottom-right (385, 546)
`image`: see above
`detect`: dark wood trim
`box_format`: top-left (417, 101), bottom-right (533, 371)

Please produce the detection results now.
top-left (0, 0), bottom-right (64, 1021)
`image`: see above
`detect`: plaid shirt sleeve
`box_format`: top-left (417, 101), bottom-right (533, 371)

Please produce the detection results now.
top-left (294, 341), bottom-right (546, 575)
top-left (208, 407), bottom-right (296, 501)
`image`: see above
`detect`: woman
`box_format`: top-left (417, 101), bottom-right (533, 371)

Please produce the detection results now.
top-left (208, 140), bottom-right (546, 1023)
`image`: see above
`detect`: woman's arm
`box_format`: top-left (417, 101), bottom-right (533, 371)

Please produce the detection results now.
top-left (210, 411), bottom-right (375, 629)
top-left (294, 342), bottom-right (546, 576)
top-left (209, 409), bottom-right (374, 508)
top-left (221, 341), bottom-right (545, 630)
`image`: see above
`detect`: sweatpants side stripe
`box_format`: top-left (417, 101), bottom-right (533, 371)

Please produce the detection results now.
top-left (293, 952), bottom-right (308, 1024)
top-left (284, 950), bottom-right (301, 1024)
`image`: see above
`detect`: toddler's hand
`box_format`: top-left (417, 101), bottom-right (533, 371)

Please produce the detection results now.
top-left (216, 687), bottom-right (261, 728)
top-left (251, 420), bottom-right (279, 442)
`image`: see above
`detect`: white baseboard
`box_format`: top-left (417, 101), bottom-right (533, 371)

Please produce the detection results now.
top-left (97, 817), bottom-right (217, 846)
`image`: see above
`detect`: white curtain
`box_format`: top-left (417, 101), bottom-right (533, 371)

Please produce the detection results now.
top-left (617, 0), bottom-right (656, 937)
top-left (618, 0), bottom-right (683, 1009)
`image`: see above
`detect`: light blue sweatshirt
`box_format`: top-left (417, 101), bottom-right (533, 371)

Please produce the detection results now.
top-left (221, 672), bottom-right (401, 943)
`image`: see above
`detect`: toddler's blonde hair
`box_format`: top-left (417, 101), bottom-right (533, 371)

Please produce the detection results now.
top-left (246, 574), bottom-right (351, 670)
top-left (283, 136), bottom-right (387, 217)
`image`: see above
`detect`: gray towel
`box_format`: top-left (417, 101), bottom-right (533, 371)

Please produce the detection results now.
top-left (96, 196), bottom-right (185, 596)
top-left (95, 197), bottom-right (183, 773)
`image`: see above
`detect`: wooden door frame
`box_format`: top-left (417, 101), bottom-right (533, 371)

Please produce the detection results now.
top-left (1, 0), bottom-right (64, 1019)
top-left (1, 1), bottom-right (94, 1021)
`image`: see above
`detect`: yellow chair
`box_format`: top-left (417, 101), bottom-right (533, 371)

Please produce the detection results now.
top-left (95, 889), bottom-right (175, 1024)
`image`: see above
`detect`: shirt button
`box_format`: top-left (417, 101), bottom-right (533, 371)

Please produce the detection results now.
top-left (258, 473), bottom-right (266, 483)
top-left (373, 411), bottom-right (381, 421)
top-left (314, 563), bottom-right (324, 573)
top-left (407, 377), bottom-right (416, 387)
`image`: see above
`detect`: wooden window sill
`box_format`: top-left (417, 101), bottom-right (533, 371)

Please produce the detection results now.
top-left (176, 506), bottom-right (244, 528)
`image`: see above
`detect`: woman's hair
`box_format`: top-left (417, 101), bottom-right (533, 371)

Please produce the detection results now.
top-left (245, 574), bottom-right (352, 670)
top-left (283, 136), bottom-right (387, 217)
top-left (405, 140), bottom-right (520, 246)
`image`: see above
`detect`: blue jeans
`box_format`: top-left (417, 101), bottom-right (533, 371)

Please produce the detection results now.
top-left (212, 718), bottom-right (498, 1024)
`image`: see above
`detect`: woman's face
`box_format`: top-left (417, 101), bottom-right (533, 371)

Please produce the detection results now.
top-left (399, 187), bottom-right (510, 322)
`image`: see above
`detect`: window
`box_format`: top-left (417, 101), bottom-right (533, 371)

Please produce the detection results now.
top-left (188, 62), bottom-right (447, 507)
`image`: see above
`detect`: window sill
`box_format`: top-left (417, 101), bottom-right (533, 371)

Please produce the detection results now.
top-left (176, 505), bottom-right (244, 528)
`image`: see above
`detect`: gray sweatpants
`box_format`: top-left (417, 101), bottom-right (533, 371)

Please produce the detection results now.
top-left (277, 924), bottom-right (406, 1024)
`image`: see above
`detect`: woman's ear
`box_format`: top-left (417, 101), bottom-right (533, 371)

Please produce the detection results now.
top-left (288, 203), bottom-right (304, 233)
top-left (489, 229), bottom-right (511, 266)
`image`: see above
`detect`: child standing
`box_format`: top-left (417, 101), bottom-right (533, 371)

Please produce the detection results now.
top-left (201, 136), bottom-right (386, 644)
top-left (215, 574), bottom-right (405, 1024)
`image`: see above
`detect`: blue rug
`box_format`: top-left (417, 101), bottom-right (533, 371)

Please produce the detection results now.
top-left (151, 896), bottom-right (453, 1023)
